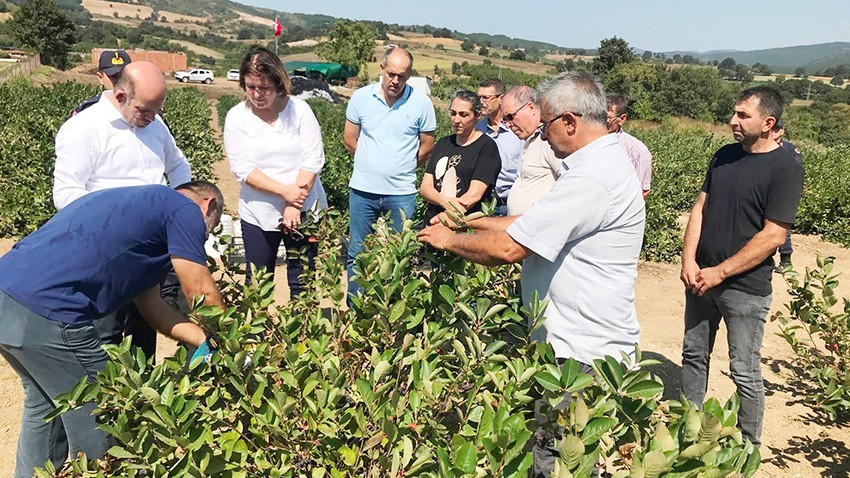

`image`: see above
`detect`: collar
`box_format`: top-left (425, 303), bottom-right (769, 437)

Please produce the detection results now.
top-left (477, 117), bottom-right (510, 136)
top-left (370, 82), bottom-right (412, 107)
top-left (562, 133), bottom-right (619, 171)
top-left (99, 91), bottom-right (128, 125)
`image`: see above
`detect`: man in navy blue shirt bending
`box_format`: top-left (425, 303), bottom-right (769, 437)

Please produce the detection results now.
top-left (0, 181), bottom-right (225, 478)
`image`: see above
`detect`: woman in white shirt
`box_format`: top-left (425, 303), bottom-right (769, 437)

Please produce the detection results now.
top-left (224, 45), bottom-right (327, 297)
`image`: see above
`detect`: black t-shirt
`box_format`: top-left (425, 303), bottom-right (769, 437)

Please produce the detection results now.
top-left (697, 143), bottom-right (804, 295)
top-left (424, 133), bottom-right (501, 223)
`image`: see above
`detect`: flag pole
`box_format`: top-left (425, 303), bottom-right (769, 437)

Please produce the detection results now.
top-left (275, 16), bottom-right (279, 55)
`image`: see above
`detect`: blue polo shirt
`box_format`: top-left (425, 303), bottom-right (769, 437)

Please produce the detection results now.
top-left (476, 118), bottom-right (523, 199)
top-left (347, 83), bottom-right (436, 195)
top-left (0, 185), bottom-right (208, 324)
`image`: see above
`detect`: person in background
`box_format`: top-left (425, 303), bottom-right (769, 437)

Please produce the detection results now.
top-left (343, 47), bottom-right (436, 302)
top-left (53, 61), bottom-right (192, 359)
top-left (420, 90), bottom-right (501, 225)
top-left (0, 182), bottom-right (225, 478)
top-left (500, 86), bottom-right (562, 216)
top-left (224, 45), bottom-right (327, 297)
top-left (772, 119), bottom-right (803, 272)
top-left (476, 78), bottom-right (523, 215)
top-left (606, 94), bottom-right (652, 199)
top-left (71, 49), bottom-right (131, 116)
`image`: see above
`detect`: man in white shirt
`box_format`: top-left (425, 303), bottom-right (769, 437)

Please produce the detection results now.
top-left (418, 72), bottom-right (645, 477)
top-left (54, 61), bottom-right (191, 209)
top-left (53, 61), bottom-right (193, 357)
top-left (500, 86), bottom-right (563, 216)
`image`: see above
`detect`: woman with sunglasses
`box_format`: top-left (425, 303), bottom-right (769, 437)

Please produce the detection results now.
top-left (420, 90), bottom-right (501, 225)
top-left (224, 45), bottom-right (327, 298)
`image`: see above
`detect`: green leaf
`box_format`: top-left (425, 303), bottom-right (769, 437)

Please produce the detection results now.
top-left (452, 437), bottom-right (477, 474)
top-left (579, 417), bottom-right (617, 445)
top-left (535, 371), bottom-right (562, 392)
top-left (625, 379), bottom-right (664, 400)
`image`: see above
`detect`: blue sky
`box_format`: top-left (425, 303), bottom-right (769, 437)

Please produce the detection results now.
top-left (241, 1), bottom-right (850, 53)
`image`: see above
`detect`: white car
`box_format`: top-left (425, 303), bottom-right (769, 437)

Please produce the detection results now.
top-left (227, 69), bottom-right (239, 81)
top-left (174, 68), bottom-right (214, 84)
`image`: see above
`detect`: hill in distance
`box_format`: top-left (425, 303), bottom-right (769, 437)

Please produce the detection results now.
top-left (662, 42), bottom-right (850, 72)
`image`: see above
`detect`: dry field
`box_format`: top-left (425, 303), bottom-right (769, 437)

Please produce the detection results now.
top-left (170, 40), bottom-right (224, 59)
top-left (156, 10), bottom-right (209, 24)
top-left (235, 10), bottom-right (275, 28)
top-left (81, 0), bottom-right (153, 20)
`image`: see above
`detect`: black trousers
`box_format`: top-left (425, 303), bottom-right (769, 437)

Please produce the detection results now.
top-left (241, 219), bottom-right (318, 299)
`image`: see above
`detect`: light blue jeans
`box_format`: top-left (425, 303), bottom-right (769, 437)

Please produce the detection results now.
top-left (0, 291), bottom-right (110, 478)
top-left (347, 188), bottom-right (416, 302)
top-left (681, 286), bottom-right (772, 446)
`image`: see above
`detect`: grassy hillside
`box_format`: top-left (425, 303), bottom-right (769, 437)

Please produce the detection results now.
top-left (663, 42), bottom-right (850, 70)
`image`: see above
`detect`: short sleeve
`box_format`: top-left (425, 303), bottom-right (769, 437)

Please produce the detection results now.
top-left (419, 98), bottom-right (437, 133)
top-left (765, 162), bottom-right (804, 225)
top-left (700, 156), bottom-right (717, 194)
top-left (507, 175), bottom-right (608, 262)
top-left (346, 91), bottom-right (362, 125)
top-left (471, 139), bottom-right (501, 185)
top-left (165, 203), bottom-right (207, 265)
top-left (425, 138), bottom-right (448, 175)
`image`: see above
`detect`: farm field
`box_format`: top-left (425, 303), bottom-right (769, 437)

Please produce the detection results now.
top-left (0, 72), bottom-right (849, 476)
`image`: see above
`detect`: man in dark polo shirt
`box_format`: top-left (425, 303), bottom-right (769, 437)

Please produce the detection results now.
top-left (680, 86), bottom-right (804, 447)
top-left (0, 181), bottom-right (224, 478)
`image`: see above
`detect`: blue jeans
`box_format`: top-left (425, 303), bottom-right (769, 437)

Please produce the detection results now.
top-left (681, 286), bottom-right (771, 446)
top-left (347, 188), bottom-right (416, 302)
top-left (0, 291), bottom-right (110, 478)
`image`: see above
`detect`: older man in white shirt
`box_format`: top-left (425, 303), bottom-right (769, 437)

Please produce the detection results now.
top-left (52, 61), bottom-right (192, 358)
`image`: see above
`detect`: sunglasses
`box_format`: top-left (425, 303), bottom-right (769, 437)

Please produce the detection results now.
top-left (502, 102), bottom-right (532, 125)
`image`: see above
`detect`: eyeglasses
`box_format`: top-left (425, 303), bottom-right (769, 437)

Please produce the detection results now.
top-left (501, 102), bottom-right (532, 125)
top-left (538, 112), bottom-right (583, 135)
top-left (479, 94), bottom-right (501, 101)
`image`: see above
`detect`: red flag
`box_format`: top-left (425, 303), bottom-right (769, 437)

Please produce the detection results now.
top-left (274, 18), bottom-right (282, 37)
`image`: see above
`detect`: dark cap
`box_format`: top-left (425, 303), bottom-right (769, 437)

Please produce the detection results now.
top-left (98, 50), bottom-right (131, 76)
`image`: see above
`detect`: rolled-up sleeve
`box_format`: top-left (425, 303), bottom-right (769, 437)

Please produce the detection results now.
top-left (298, 104), bottom-right (325, 174)
top-left (223, 107), bottom-right (256, 183)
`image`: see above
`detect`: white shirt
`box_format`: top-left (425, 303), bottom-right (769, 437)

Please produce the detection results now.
top-left (224, 97), bottom-right (327, 231)
top-left (53, 93), bottom-right (192, 210)
top-left (507, 134), bottom-right (645, 364)
top-left (506, 133), bottom-right (563, 216)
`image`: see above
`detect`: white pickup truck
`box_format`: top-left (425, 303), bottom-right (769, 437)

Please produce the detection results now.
top-left (173, 68), bottom-right (214, 84)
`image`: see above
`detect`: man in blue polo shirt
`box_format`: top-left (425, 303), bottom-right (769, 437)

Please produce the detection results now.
top-left (0, 181), bottom-right (225, 478)
top-left (343, 47), bottom-right (436, 301)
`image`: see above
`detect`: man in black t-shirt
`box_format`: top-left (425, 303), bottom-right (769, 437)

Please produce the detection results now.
top-left (680, 86), bottom-right (804, 447)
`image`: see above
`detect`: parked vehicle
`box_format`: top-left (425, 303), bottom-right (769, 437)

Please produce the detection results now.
top-left (227, 69), bottom-right (240, 81)
top-left (174, 69), bottom-right (214, 84)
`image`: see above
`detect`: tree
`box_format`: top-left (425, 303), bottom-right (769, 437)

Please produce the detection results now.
top-left (795, 67), bottom-right (806, 78)
top-left (316, 20), bottom-right (376, 77)
top-left (641, 50), bottom-right (652, 62)
top-left (478, 46), bottom-right (489, 57)
top-left (672, 54), bottom-right (682, 64)
top-left (9, 0), bottom-right (77, 69)
top-left (719, 57), bottom-right (737, 70)
top-left (460, 38), bottom-right (475, 53)
top-left (435, 44), bottom-right (445, 51)
top-left (593, 36), bottom-right (634, 75)
top-left (509, 49), bottom-right (526, 61)
top-left (831, 74), bottom-right (845, 86)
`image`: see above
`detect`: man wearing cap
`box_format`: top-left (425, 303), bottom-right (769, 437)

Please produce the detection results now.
top-left (0, 181), bottom-right (224, 478)
top-left (71, 49), bottom-right (132, 116)
top-left (53, 61), bottom-right (192, 358)
top-left (606, 94), bottom-right (652, 199)
top-left (476, 78), bottom-right (523, 216)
